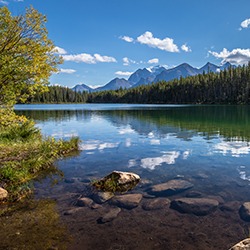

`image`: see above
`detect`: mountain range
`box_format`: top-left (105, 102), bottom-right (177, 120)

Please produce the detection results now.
top-left (72, 62), bottom-right (233, 93)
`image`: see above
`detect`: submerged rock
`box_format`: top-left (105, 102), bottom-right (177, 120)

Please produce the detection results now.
top-left (64, 207), bottom-right (84, 215)
top-left (97, 207), bottom-right (122, 224)
top-left (109, 193), bottom-right (143, 209)
top-left (229, 238), bottom-right (250, 250)
top-left (92, 171), bottom-right (140, 193)
top-left (76, 197), bottom-right (93, 207)
top-left (170, 198), bottom-right (219, 216)
top-left (0, 187), bottom-right (8, 201)
top-left (239, 202), bottom-right (250, 221)
top-left (147, 180), bottom-right (193, 196)
top-left (142, 198), bottom-right (170, 211)
top-left (92, 191), bottom-right (114, 204)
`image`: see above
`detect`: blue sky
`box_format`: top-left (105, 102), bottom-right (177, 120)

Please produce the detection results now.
top-left (2, 0), bottom-right (250, 88)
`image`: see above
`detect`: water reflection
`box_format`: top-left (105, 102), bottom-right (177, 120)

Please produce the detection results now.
top-left (16, 105), bottom-right (250, 142)
top-left (13, 104), bottom-right (250, 249)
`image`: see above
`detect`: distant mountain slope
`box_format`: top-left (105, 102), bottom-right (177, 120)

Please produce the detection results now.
top-left (72, 83), bottom-right (93, 93)
top-left (128, 68), bottom-right (151, 85)
top-left (71, 62), bottom-right (233, 92)
top-left (95, 78), bottom-right (132, 91)
top-left (154, 63), bottom-right (199, 83)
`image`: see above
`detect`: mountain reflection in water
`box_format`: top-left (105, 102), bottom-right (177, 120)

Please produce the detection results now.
top-left (13, 104), bottom-right (250, 250)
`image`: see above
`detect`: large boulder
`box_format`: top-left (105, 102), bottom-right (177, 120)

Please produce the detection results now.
top-left (239, 202), bottom-right (250, 221)
top-left (92, 171), bottom-right (140, 193)
top-left (229, 238), bottom-right (250, 250)
top-left (147, 180), bottom-right (193, 196)
top-left (170, 198), bottom-right (219, 216)
top-left (0, 187), bottom-right (8, 201)
top-left (109, 193), bottom-right (143, 209)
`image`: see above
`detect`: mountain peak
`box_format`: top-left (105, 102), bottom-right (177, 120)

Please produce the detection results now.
top-left (71, 61), bottom-right (233, 93)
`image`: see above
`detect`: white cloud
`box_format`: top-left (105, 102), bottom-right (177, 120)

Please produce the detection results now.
top-left (125, 138), bottom-right (132, 147)
top-left (237, 166), bottom-right (250, 182)
top-left (148, 58), bottom-right (159, 64)
top-left (150, 139), bottom-right (161, 145)
top-left (60, 68), bottom-right (76, 74)
top-left (0, 0), bottom-right (9, 4)
top-left (115, 71), bottom-right (133, 77)
top-left (123, 57), bottom-right (136, 66)
top-left (79, 140), bottom-right (119, 152)
top-left (118, 126), bottom-right (135, 134)
top-left (141, 151), bottom-right (180, 170)
top-left (53, 46), bottom-right (67, 55)
top-left (128, 159), bottom-right (137, 168)
top-left (214, 141), bottom-right (250, 157)
top-left (63, 53), bottom-right (117, 64)
top-left (181, 44), bottom-right (192, 52)
top-left (120, 36), bottom-right (134, 43)
top-left (137, 31), bottom-right (179, 52)
top-left (241, 18), bottom-right (250, 29)
top-left (209, 48), bottom-right (250, 65)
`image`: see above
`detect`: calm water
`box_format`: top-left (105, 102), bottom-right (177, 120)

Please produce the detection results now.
top-left (14, 104), bottom-right (250, 249)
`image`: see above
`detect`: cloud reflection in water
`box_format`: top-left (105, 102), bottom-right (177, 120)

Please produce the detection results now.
top-left (140, 151), bottom-right (180, 170)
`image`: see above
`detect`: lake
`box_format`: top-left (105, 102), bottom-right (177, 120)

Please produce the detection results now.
top-left (12, 104), bottom-right (250, 249)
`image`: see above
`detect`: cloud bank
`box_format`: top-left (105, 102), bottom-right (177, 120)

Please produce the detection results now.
top-left (60, 68), bottom-right (76, 74)
top-left (148, 58), bottom-right (159, 64)
top-left (63, 53), bottom-right (117, 64)
top-left (181, 44), bottom-right (192, 52)
top-left (115, 71), bottom-right (133, 76)
top-left (209, 48), bottom-right (250, 65)
top-left (241, 18), bottom-right (250, 29)
top-left (120, 36), bottom-right (134, 43)
top-left (137, 31), bottom-right (179, 52)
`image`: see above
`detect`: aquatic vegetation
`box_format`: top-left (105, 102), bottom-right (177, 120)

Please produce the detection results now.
top-left (0, 108), bottom-right (80, 200)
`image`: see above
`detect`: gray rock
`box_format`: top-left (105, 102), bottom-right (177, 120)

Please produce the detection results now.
top-left (98, 207), bottom-right (121, 224)
top-left (239, 202), bottom-right (250, 221)
top-left (92, 191), bottom-right (114, 204)
top-left (220, 201), bottom-right (241, 212)
top-left (142, 198), bottom-right (170, 211)
top-left (64, 207), bottom-right (84, 215)
top-left (186, 191), bottom-right (203, 198)
top-left (148, 180), bottom-right (193, 196)
top-left (0, 187), bottom-right (8, 200)
top-left (229, 238), bottom-right (250, 250)
top-left (92, 171), bottom-right (140, 193)
top-left (76, 197), bottom-right (93, 207)
top-left (171, 198), bottom-right (219, 216)
top-left (110, 193), bottom-right (143, 209)
top-left (207, 195), bottom-right (224, 204)
top-left (91, 203), bottom-right (102, 209)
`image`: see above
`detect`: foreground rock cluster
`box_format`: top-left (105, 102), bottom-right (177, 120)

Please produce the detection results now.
top-left (63, 171), bottom-right (250, 249)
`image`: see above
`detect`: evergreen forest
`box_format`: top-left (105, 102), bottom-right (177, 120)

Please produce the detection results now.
top-left (29, 63), bottom-right (250, 105)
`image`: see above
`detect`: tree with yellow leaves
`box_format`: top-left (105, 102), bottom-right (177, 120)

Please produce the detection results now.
top-left (0, 6), bottom-right (62, 107)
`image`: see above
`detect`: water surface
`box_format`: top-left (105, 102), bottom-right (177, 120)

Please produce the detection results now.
top-left (13, 104), bottom-right (250, 249)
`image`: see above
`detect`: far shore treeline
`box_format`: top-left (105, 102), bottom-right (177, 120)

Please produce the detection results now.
top-left (29, 63), bottom-right (250, 105)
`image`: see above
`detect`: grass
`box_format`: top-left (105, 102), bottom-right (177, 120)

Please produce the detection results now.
top-left (0, 108), bottom-right (80, 201)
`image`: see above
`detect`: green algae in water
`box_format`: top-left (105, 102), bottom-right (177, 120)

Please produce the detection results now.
top-left (0, 199), bottom-right (70, 250)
